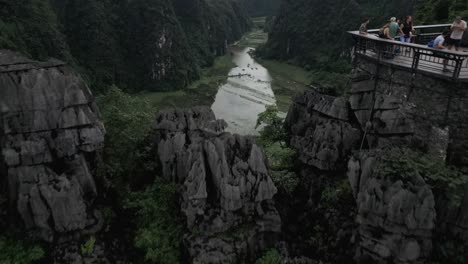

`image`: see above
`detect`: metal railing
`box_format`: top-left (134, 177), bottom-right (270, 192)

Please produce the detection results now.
top-left (367, 24), bottom-right (452, 44)
top-left (349, 27), bottom-right (468, 81)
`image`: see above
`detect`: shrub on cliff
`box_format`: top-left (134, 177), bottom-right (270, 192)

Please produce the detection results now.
top-left (377, 147), bottom-right (468, 207)
top-left (256, 105), bottom-right (287, 145)
top-left (96, 86), bottom-right (157, 188)
top-left (255, 249), bottom-right (282, 264)
top-left (256, 105), bottom-right (299, 194)
top-left (124, 180), bottom-right (184, 264)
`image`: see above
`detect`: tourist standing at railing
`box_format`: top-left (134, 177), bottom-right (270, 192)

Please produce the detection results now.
top-left (448, 16), bottom-right (467, 51)
top-left (359, 18), bottom-right (370, 35)
top-left (389, 17), bottom-right (400, 39)
top-left (434, 30), bottom-right (451, 72)
top-left (400, 16), bottom-right (414, 44)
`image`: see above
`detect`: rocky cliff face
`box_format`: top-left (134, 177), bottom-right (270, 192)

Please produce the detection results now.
top-left (347, 152), bottom-right (435, 263)
top-left (285, 88), bottom-right (437, 263)
top-left (0, 50), bottom-right (105, 242)
top-left (283, 55), bottom-right (468, 263)
top-left (152, 107), bottom-right (280, 263)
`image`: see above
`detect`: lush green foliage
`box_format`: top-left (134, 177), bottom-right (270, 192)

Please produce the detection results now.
top-left (96, 86), bottom-right (157, 187)
top-left (256, 106), bottom-right (299, 194)
top-left (124, 180), bottom-right (184, 264)
top-left (305, 177), bottom-right (356, 262)
top-left (255, 249), bottom-right (282, 264)
top-left (378, 148), bottom-right (468, 207)
top-left (0, 0), bottom-right (71, 61)
top-left (80, 236), bottom-right (96, 257)
top-left (0, 236), bottom-right (44, 264)
top-left (320, 179), bottom-right (354, 209)
top-left (256, 105), bottom-right (288, 144)
top-left (265, 144), bottom-right (299, 195)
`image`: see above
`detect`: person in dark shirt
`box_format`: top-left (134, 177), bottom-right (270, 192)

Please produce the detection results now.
top-left (400, 16), bottom-right (414, 44)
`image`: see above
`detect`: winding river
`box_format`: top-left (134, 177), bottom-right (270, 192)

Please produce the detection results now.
top-left (211, 46), bottom-right (276, 135)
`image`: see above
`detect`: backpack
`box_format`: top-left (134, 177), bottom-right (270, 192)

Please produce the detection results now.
top-left (427, 40), bottom-right (435, 48)
top-left (378, 28), bottom-right (386, 38)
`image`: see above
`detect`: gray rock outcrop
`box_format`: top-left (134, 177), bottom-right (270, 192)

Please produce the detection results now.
top-left (285, 89), bottom-right (361, 171)
top-left (0, 50), bottom-right (105, 242)
top-left (153, 107), bottom-right (281, 263)
top-left (347, 152), bottom-right (435, 263)
top-left (285, 85), bottom-right (440, 263)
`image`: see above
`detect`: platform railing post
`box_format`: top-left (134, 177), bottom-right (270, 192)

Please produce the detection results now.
top-left (453, 58), bottom-right (463, 80)
top-left (412, 48), bottom-right (420, 73)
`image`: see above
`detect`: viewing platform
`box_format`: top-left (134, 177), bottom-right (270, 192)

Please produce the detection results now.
top-left (349, 24), bottom-right (468, 82)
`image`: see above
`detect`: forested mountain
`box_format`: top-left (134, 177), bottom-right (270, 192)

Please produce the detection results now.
top-left (416, 0), bottom-right (468, 24)
top-left (0, 0), bottom-right (251, 92)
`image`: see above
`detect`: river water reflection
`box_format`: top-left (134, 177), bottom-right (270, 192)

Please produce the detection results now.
top-left (211, 47), bottom-right (276, 135)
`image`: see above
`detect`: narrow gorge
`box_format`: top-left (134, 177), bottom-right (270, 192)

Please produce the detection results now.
top-left (1, 0), bottom-right (468, 263)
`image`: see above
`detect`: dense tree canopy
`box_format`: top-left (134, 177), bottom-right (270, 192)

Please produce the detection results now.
top-left (246, 0), bottom-right (282, 17)
top-left (0, 0), bottom-right (251, 92)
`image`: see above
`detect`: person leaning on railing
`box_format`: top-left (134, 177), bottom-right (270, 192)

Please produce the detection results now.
top-left (433, 29), bottom-right (451, 72)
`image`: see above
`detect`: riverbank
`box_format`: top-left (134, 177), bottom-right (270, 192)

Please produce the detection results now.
top-left (138, 16), bottom-right (313, 114)
top-left (237, 17), bottom-right (312, 112)
top-left (259, 59), bottom-right (311, 112)
top-left (137, 54), bottom-right (235, 109)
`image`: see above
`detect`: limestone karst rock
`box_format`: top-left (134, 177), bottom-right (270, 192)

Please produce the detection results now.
top-left (153, 107), bottom-right (281, 263)
top-left (285, 89), bottom-right (361, 171)
top-left (285, 86), bottom-right (439, 263)
top-left (347, 152), bottom-right (435, 263)
top-left (0, 50), bottom-right (105, 242)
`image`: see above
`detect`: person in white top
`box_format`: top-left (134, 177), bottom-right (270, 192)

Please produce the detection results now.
top-left (448, 16), bottom-right (467, 51)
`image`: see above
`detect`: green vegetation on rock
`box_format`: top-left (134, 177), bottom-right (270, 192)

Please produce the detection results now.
top-left (256, 106), bottom-right (299, 195)
top-left (378, 148), bottom-right (468, 207)
top-left (255, 249), bottom-right (282, 264)
top-left (0, 236), bottom-right (44, 264)
top-left (124, 180), bottom-right (184, 264)
top-left (96, 86), bottom-right (157, 188)
top-left (80, 236), bottom-right (96, 257)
